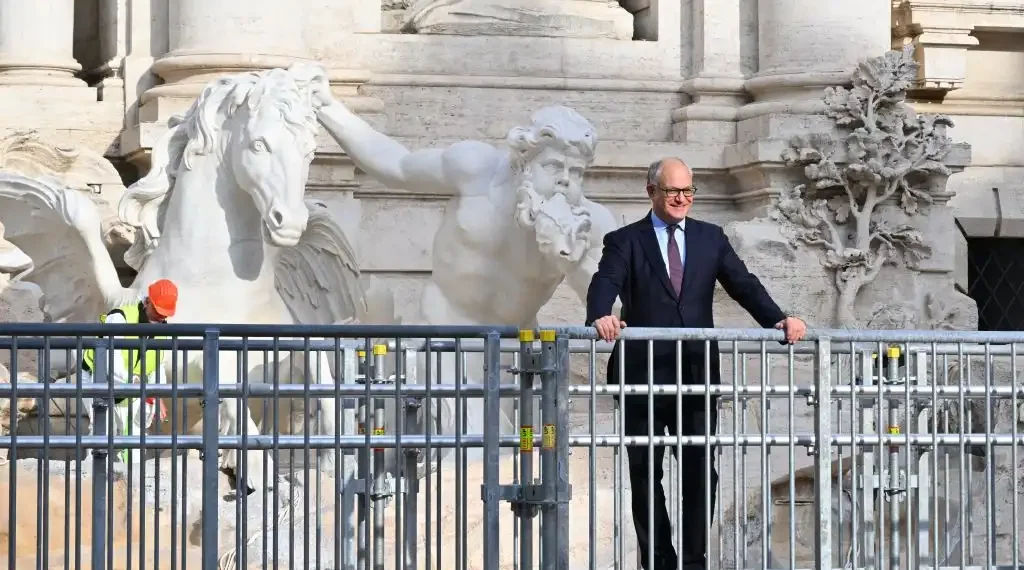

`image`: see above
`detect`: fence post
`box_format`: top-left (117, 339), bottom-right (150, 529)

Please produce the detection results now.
top-left (201, 329), bottom-right (221, 569)
top-left (341, 346), bottom-right (359, 570)
top-left (482, 331), bottom-right (502, 570)
top-left (553, 334), bottom-right (571, 570)
top-left (538, 329), bottom-right (561, 570)
top-left (402, 347), bottom-right (421, 570)
top-left (813, 337), bottom-right (834, 570)
top-left (91, 341), bottom-right (109, 570)
top-left (517, 330), bottom-right (538, 570)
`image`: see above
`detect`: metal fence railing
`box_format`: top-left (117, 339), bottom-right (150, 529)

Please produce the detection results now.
top-left (0, 323), bottom-right (1021, 570)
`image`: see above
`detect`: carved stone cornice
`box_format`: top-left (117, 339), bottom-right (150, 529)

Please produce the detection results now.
top-left (891, 0), bottom-right (1024, 93)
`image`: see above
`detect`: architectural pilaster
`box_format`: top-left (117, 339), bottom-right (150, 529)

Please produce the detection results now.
top-left (123, 0), bottom-right (384, 164)
top-left (671, 0), bottom-right (752, 143)
top-left (725, 0), bottom-right (891, 214)
top-left (137, 0), bottom-right (308, 125)
top-left (0, 0), bottom-right (89, 91)
top-left (738, 0), bottom-right (890, 128)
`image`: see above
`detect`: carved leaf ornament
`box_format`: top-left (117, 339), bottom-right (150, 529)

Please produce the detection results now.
top-left (771, 45), bottom-right (955, 326)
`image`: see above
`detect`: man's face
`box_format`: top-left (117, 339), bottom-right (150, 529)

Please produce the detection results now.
top-left (647, 161), bottom-right (695, 223)
top-left (144, 299), bottom-right (168, 323)
top-left (524, 146), bottom-right (587, 205)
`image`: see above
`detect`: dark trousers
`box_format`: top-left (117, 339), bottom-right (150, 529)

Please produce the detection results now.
top-left (624, 396), bottom-right (719, 570)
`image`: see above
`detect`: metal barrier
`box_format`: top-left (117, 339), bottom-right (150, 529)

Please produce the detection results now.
top-left (0, 324), bottom-right (1022, 570)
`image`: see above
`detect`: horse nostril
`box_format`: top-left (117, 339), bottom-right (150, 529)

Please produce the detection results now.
top-left (270, 208), bottom-right (284, 227)
top-left (559, 249), bottom-right (571, 257)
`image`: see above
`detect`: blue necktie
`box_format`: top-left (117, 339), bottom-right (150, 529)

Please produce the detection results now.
top-left (667, 224), bottom-right (683, 296)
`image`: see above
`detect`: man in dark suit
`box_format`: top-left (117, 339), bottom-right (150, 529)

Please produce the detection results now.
top-left (585, 157), bottom-right (807, 570)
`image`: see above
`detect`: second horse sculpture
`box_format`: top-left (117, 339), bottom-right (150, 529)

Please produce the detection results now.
top-left (0, 64), bottom-right (377, 495)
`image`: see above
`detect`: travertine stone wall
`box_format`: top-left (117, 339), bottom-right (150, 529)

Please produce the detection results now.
top-left (0, 1), bottom-right (1019, 332)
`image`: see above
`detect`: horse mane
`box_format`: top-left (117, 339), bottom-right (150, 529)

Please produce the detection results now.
top-left (119, 67), bottom-right (320, 270)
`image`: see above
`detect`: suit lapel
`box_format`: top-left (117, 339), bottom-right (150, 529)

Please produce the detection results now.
top-left (637, 213), bottom-right (677, 299)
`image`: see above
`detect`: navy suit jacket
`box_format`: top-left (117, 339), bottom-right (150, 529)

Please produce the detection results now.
top-left (585, 213), bottom-right (786, 395)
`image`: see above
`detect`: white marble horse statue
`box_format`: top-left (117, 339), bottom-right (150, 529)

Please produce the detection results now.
top-left (0, 63), bottom-right (374, 494)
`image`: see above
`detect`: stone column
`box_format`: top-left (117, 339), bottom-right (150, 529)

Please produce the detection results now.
top-left (726, 0), bottom-right (890, 213)
top-left (740, 0), bottom-right (891, 123)
top-left (671, 0), bottom-right (753, 143)
top-left (128, 0), bottom-right (309, 159)
top-left (0, 0), bottom-right (86, 88)
top-left (138, 0), bottom-right (307, 123)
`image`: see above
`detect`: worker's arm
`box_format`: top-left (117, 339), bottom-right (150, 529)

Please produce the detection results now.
top-left (102, 311), bottom-right (132, 384)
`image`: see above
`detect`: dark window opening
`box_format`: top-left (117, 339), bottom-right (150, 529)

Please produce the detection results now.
top-left (966, 237), bottom-right (1024, 331)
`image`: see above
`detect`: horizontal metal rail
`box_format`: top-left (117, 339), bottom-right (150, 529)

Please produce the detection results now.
top-left (1, 324), bottom-right (1021, 570)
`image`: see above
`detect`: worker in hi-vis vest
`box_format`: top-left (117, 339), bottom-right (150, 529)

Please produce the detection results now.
top-left (80, 279), bottom-right (177, 463)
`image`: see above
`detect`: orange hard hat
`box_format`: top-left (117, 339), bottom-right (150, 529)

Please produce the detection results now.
top-left (148, 279), bottom-right (178, 318)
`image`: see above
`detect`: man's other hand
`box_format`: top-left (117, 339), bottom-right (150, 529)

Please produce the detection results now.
top-left (775, 316), bottom-right (807, 344)
top-left (593, 315), bottom-right (626, 342)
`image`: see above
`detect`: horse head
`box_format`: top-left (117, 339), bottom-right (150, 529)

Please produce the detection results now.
top-left (122, 64), bottom-right (326, 258)
top-left (224, 65), bottom-right (330, 246)
top-left (217, 65), bottom-right (323, 247)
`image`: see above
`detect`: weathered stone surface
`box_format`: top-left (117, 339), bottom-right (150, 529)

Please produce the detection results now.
top-left (401, 0), bottom-right (633, 40)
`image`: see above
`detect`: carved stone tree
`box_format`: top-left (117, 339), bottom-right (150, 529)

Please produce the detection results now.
top-left (772, 45), bottom-right (955, 328)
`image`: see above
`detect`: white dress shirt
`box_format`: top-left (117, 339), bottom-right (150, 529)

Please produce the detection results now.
top-left (649, 211), bottom-right (685, 274)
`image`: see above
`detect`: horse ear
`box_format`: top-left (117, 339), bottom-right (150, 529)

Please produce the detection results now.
top-left (244, 80), bottom-right (266, 110)
top-left (287, 62), bottom-right (328, 85)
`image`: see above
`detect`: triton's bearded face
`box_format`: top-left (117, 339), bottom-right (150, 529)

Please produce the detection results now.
top-left (513, 147), bottom-right (593, 264)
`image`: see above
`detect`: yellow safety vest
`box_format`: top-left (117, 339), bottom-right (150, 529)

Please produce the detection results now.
top-left (81, 302), bottom-right (162, 379)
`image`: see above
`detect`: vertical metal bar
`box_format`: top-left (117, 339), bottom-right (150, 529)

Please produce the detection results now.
top-left (403, 347), bottom-right (419, 570)
top-left (588, 339), bottom-right (598, 570)
top-left (813, 337), bottom-right (834, 569)
top-left (984, 342), bottom-right (995, 570)
top-left (759, 340), bottom-right (769, 568)
top-left (886, 346), bottom-right (901, 570)
top-left (373, 345), bottom-right (387, 570)
top-left (518, 330), bottom-right (536, 570)
top-left (554, 335), bottom-right (570, 570)
top-left (91, 341), bottom-right (109, 570)
top-left (921, 352), bottom-right (937, 564)
top-left (358, 345), bottom-right (370, 570)
top-left (788, 342), bottom-right (797, 568)
top-left (202, 328), bottom-right (221, 569)
top-left (849, 343), bottom-right (860, 569)
top-left (539, 329), bottom-right (557, 570)
top-left (393, 339), bottom-right (403, 570)
top-left (1013, 342), bottom-right (1020, 570)
top-left (343, 347), bottom-right (359, 570)
top-left (957, 343), bottom-right (967, 570)
top-left (482, 331), bottom-right (502, 570)
top-left (615, 339), bottom-right (625, 570)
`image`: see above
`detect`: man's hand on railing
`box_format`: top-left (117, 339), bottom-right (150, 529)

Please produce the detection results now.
top-left (593, 315), bottom-right (626, 342)
top-left (774, 316), bottom-right (807, 344)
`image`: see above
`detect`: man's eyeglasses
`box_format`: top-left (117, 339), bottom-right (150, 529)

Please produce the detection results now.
top-left (658, 185), bottom-right (697, 199)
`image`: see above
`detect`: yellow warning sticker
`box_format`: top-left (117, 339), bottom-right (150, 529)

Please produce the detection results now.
top-left (373, 427), bottom-right (385, 436)
top-left (542, 424), bottom-right (556, 449)
top-left (888, 426), bottom-right (900, 435)
top-left (520, 426), bottom-right (534, 452)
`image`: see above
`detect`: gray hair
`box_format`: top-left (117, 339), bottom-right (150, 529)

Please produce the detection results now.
top-left (646, 157), bottom-right (688, 187)
top-left (646, 160), bottom-right (663, 187)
